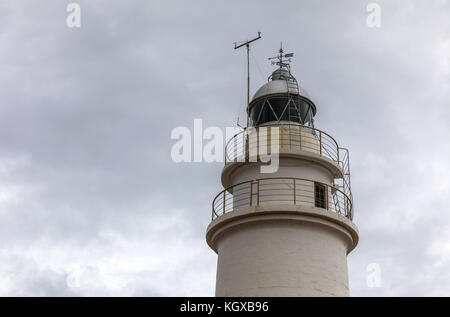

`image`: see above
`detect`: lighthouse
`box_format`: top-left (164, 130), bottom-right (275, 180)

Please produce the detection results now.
top-left (206, 46), bottom-right (359, 297)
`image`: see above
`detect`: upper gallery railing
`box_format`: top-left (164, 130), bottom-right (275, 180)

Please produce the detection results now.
top-left (224, 123), bottom-right (352, 198)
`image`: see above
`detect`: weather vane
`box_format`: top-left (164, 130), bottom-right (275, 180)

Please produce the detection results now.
top-left (268, 42), bottom-right (294, 70)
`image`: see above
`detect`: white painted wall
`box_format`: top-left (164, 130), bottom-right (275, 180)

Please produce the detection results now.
top-left (215, 215), bottom-right (352, 297)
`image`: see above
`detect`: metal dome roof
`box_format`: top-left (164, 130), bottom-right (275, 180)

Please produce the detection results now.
top-left (250, 66), bottom-right (317, 116)
top-left (251, 80), bottom-right (312, 101)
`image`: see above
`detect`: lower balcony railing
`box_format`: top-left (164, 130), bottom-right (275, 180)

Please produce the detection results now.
top-left (212, 177), bottom-right (353, 221)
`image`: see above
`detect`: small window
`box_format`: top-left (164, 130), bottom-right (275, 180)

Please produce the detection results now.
top-left (314, 182), bottom-right (327, 209)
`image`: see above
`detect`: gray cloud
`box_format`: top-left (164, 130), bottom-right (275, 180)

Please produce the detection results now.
top-left (0, 0), bottom-right (449, 296)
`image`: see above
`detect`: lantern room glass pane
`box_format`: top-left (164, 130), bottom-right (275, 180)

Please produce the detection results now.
top-left (250, 96), bottom-right (314, 127)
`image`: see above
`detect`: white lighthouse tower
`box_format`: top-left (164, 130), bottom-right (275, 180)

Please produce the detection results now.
top-left (206, 46), bottom-right (359, 297)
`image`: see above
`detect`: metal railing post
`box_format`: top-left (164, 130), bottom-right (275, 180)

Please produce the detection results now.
top-left (257, 180), bottom-right (260, 205)
top-left (293, 179), bottom-right (296, 205)
top-left (234, 135), bottom-right (237, 162)
top-left (250, 181), bottom-right (253, 206)
top-left (344, 197), bottom-right (348, 218)
top-left (319, 130), bottom-right (322, 156)
top-left (223, 191), bottom-right (226, 215)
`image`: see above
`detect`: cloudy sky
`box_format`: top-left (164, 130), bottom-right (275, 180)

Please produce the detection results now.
top-left (0, 0), bottom-right (449, 296)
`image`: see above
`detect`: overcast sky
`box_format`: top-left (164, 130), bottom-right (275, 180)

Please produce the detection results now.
top-left (0, 0), bottom-right (449, 296)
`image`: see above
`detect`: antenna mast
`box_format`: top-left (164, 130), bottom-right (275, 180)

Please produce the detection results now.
top-left (234, 32), bottom-right (261, 128)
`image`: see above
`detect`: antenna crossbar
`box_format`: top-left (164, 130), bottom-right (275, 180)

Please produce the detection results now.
top-left (233, 32), bottom-right (262, 128)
